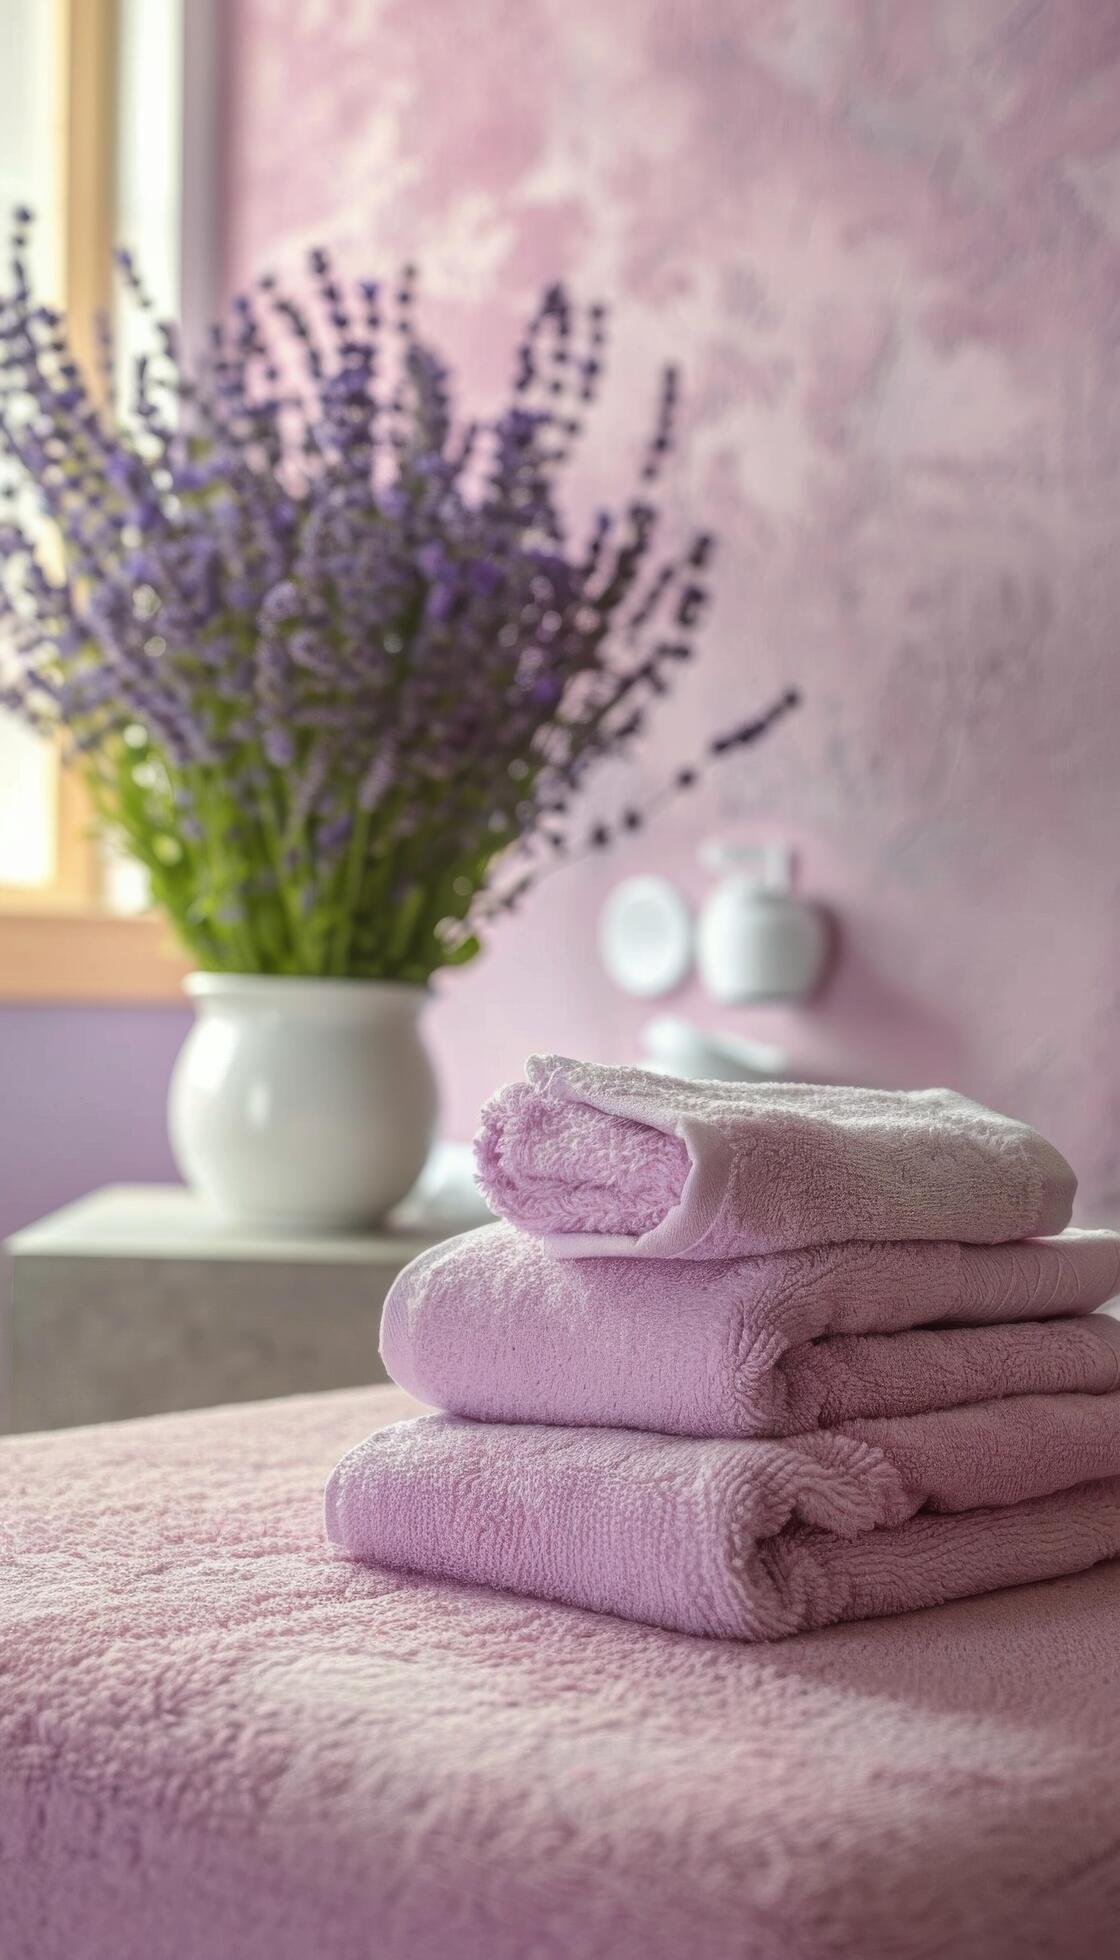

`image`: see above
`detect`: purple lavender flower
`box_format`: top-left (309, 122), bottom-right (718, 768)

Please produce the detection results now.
top-left (0, 216), bottom-right (797, 979)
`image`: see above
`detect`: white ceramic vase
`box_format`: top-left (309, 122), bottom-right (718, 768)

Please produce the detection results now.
top-left (168, 974), bottom-right (438, 1231)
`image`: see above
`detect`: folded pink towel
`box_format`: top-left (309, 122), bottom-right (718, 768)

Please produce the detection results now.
top-left (474, 1057), bottom-right (1077, 1257)
top-left (382, 1223), bottom-right (1120, 1437)
top-left (325, 1390), bottom-right (1120, 1639)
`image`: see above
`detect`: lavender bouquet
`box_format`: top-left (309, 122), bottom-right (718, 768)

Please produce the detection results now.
top-left (0, 214), bottom-right (796, 981)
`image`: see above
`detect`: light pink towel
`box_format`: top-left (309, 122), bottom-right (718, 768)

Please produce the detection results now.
top-left (382, 1223), bottom-right (1120, 1437)
top-left (474, 1056), bottom-right (1077, 1257)
top-left (325, 1390), bottom-right (1120, 1639)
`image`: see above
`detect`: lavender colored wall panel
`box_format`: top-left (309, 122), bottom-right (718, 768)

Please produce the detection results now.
top-left (0, 1006), bottom-right (190, 1244)
top-left (219, 0), bottom-right (1120, 1212)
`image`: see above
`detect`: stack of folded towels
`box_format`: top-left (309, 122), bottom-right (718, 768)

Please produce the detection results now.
top-left (325, 1057), bottom-right (1120, 1640)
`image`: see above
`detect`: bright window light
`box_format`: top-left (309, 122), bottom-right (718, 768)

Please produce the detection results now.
top-left (0, 0), bottom-right (62, 897)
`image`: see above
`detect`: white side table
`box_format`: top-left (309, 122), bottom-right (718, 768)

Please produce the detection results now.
top-left (2, 1184), bottom-right (474, 1434)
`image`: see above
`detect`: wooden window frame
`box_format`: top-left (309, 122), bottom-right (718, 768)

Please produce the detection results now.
top-left (0, 0), bottom-right (192, 1002)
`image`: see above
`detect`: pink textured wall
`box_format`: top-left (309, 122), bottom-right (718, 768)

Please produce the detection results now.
top-left (225, 0), bottom-right (1120, 1213)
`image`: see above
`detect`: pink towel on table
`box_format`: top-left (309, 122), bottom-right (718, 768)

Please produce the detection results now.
top-left (474, 1056), bottom-right (1077, 1257)
top-left (382, 1223), bottom-right (1120, 1437)
top-left (325, 1390), bottom-right (1120, 1639)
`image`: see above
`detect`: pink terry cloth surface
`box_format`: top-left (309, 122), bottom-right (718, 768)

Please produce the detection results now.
top-left (474, 1055), bottom-right (1077, 1256)
top-left (382, 1222), bottom-right (1120, 1437)
top-left (7, 1387), bottom-right (1120, 1960)
top-left (325, 1389), bottom-right (1120, 1640)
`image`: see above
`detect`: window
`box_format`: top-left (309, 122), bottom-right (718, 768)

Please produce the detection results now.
top-left (0, 0), bottom-right (68, 911)
top-left (0, 0), bottom-right (219, 1000)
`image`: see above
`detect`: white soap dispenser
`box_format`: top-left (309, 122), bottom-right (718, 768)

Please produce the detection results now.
top-left (696, 841), bottom-right (829, 1006)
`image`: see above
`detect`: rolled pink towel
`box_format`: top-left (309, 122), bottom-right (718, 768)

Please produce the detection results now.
top-left (474, 1057), bottom-right (1077, 1257)
top-left (325, 1390), bottom-right (1120, 1639)
top-left (382, 1224), bottom-right (1120, 1438)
